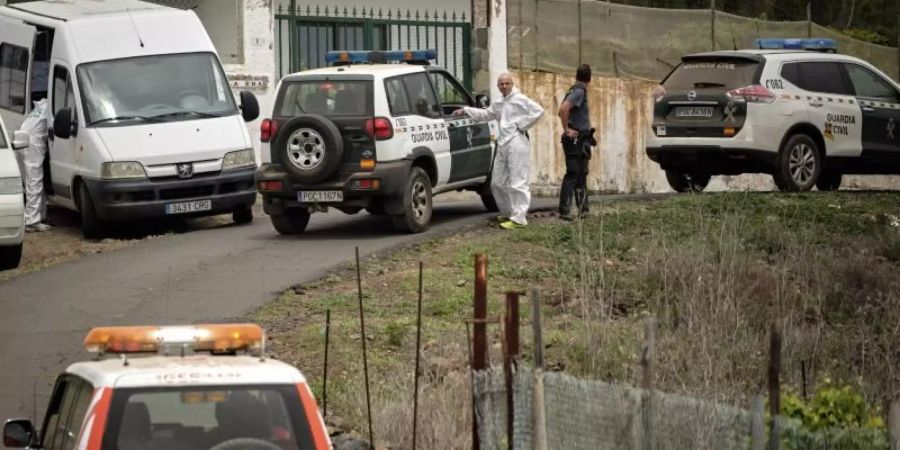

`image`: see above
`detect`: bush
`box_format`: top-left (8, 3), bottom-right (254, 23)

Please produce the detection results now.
top-left (781, 382), bottom-right (888, 450)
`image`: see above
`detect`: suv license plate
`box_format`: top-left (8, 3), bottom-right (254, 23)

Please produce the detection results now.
top-left (299, 191), bottom-right (344, 203)
top-left (166, 199), bottom-right (212, 215)
top-left (675, 106), bottom-right (715, 118)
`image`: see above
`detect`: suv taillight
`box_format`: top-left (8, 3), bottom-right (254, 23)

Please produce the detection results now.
top-left (652, 85), bottom-right (667, 103)
top-left (260, 118), bottom-right (278, 143)
top-left (365, 117), bottom-right (393, 141)
top-left (726, 84), bottom-right (775, 103)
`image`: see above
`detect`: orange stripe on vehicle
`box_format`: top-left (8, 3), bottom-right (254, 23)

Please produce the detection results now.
top-left (85, 388), bottom-right (112, 450)
top-left (296, 383), bottom-right (330, 450)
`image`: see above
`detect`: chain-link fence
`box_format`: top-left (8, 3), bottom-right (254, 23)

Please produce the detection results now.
top-left (507, 0), bottom-right (900, 82)
top-left (473, 365), bottom-right (891, 450)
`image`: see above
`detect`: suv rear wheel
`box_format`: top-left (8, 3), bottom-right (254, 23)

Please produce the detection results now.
top-left (665, 170), bottom-right (711, 193)
top-left (270, 209), bottom-right (311, 235)
top-left (816, 170), bottom-right (842, 191)
top-left (392, 167), bottom-right (432, 233)
top-left (774, 134), bottom-right (820, 192)
top-left (276, 115), bottom-right (344, 184)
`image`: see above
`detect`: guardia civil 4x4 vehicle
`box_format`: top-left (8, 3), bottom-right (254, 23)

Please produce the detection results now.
top-left (647, 38), bottom-right (900, 192)
top-left (255, 50), bottom-right (498, 234)
top-left (3, 324), bottom-right (331, 450)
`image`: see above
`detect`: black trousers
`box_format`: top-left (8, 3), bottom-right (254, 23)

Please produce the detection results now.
top-left (559, 137), bottom-right (590, 215)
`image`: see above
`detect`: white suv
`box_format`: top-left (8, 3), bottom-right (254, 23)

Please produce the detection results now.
top-left (0, 116), bottom-right (24, 270)
top-left (646, 38), bottom-right (900, 192)
top-left (255, 50), bottom-right (498, 234)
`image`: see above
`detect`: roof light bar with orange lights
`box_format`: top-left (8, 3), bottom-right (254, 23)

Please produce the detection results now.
top-left (83, 324), bottom-right (265, 354)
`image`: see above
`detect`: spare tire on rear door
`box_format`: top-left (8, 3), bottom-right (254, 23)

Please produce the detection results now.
top-left (275, 115), bottom-right (344, 184)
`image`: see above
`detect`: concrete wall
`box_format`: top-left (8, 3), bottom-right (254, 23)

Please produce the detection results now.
top-left (517, 71), bottom-right (900, 194)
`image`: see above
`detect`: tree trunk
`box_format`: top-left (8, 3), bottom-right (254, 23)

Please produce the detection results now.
top-left (846, 0), bottom-right (855, 28)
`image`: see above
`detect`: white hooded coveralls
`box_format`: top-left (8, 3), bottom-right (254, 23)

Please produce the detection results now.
top-left (15, 99), bottom-right (50, 226)
top-left (462, 89), bottom-right (544, 225)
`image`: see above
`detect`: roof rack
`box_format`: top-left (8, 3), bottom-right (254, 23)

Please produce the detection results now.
top-left (753, 38), bottom-right (838, 53)
top-left (325, 49), bottom-right (438, 66)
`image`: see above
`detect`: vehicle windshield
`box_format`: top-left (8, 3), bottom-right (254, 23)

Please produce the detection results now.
top-left (77, 53), bottom-right (238, 126)
top-left (102, 385), bottom-right (317, 450)
top-left (663, 58), bottom-right (760, 90)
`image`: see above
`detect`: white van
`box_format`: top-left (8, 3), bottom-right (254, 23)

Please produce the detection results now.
top-left (0, 0), bottom-right (260, 238)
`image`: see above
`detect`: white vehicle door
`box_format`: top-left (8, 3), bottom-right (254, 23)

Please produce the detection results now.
top-left (389, 72), bottom-right (450, 186)
top-left (790, 61), bottom-right (862, 157)
top-left (48, 62), bottom-right (79, 200)
top-left (0, 16), bottom-right (36, 131)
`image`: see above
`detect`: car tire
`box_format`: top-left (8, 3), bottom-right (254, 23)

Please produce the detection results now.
top-left (232, 206), bottom-right (254, 224)
top-left (391, 167), bottom-right (432, 233)
top-left (816, 170), bottom-right (842, 191)
top-left (479, 191), bottom-right (499, 212)
top-left (275, 115), bottom-right (344, 184)
top-left (0, 243), bottom-right (22, 271)
top-left (79, 183), bottom-right (106, 239)
top-left (665, 170), bottom-right (711, 193)
top-left (270, 209), bottom-right (310, 235)
top-left (773, 134), bottom-right (821, 192)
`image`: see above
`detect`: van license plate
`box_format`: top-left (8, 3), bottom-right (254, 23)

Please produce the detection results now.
top-left (299, 191), bottom-right (344, 203)
top-left (675, 106), bottom-right (715, 118)
top-left (166, 200), bottom-right (212, 215)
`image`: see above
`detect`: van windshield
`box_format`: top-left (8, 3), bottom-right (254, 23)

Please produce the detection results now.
top-left (101, 385), bottom-right (318, 450)
top-left (77, 53), bottom-right (238, 126)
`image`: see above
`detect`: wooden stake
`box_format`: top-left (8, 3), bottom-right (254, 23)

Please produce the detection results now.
top-left (767, 324), bottom-right (782, 450)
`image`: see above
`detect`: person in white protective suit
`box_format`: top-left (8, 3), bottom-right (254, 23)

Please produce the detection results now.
top-left (15, 99), bottom-right (51, 232)
top-left (453, 73), bottom-right (544, 229)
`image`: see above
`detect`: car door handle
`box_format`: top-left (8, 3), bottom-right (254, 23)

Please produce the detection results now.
top-left (862, 106), bottom-right (875, 112)
top-left (809, 102), bottom-right (823, 108)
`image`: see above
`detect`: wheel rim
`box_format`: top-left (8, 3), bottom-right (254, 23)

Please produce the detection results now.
top-left (411, 180), bottom-right (429, 223)
top-left (788, 143), bottom-right (816, 186)
top-left (287, 128), bottom-right (326, 171)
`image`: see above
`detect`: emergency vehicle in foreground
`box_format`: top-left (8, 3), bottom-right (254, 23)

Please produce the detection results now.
top-left (3, 324), bottom-right (331, 450)
top-left (647, 38), bottom-right (900, 192)
top-left (255, 49), bottom-right (498, 235)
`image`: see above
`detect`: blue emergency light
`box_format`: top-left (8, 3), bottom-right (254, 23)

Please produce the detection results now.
top-left (753, 38), bottom-right (837, 52)
top-left (325, 49), bottom-right (438, 65)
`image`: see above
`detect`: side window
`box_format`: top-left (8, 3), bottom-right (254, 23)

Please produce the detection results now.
top-left (62, 383), bottom-right (92, 450)
top-left (42, 377), bottom-right (92, 450)
top-left (797, 62), bottom-right (850, 95)
top-left (844, 64), bottom-right (899, 102)
top-left (52, 66), bottom-right (75, 116)
top-left (0, 43), bottom-right (29, 113)
top-left (401, 73), bottom-right (441, 118)
top-left (780, 63), bottom-right (802, 88)
top-left (428, 71), bottom-right (471, 116)
top-left (385, 77), bottom-right (412, 116)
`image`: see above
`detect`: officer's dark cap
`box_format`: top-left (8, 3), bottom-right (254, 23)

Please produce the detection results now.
top-left (576, 64), bottom-right (591, 83)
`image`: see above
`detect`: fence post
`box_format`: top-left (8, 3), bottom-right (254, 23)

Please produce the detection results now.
top-left (750, 395), bottom-right (766, 450)
top-left (504, 291), bottom-right (522, 450)
top-left (767, 324), bottom-right (782, 450)
top-left (889, 400), bottom-right (899, 450)
top-left (710, 0), bottom-right (716, 51)
top-left (531, 289), bottom-right (548, 450)
top-left (641, 318), bottom-right (656, 450)
top-left (806, 3), bottom-right (812, 38)
top-left (577, 0), bottom-right (583, 64)
top-left (472, 254), bottom-right (488, 450)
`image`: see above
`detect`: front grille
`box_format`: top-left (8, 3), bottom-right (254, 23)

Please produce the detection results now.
top-left (159, 185), bottom-right (215, 200)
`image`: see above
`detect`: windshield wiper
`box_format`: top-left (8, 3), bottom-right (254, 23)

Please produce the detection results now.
top-left (91, 115), bottom-right (163, 125)
top-left (150, 111), bottom-right (223, 119)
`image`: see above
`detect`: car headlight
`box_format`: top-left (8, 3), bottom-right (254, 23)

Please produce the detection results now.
top-left (222, 149), bottom-right (256, 170)
top-left (0, 177), bottom-right (23, 195)
top-left (101, 162), bottom-right (147, 179)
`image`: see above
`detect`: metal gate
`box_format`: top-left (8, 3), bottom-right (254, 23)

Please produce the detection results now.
top-left (275, 3), bottom-right (472, 89)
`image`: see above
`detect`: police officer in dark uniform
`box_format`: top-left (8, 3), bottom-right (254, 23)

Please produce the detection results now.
top-left (557, 64), bottom-right (593, 220)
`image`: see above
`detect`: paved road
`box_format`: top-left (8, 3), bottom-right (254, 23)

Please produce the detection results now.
top-left (0, 197), bottom-right (556, 424)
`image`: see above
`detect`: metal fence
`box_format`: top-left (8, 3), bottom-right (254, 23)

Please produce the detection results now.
top-left (507, 0), bottom-right (900, 83)
top-left (275, 4), bottom-right (472, 89)
top-left (473, 365), bottom-right (891, 450)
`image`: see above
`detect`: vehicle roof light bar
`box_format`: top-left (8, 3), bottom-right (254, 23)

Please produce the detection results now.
top-left (83, 323), bottom-right (264, 355)
top-left (754, 38), bottom-right (837, 52)
top-left (325, 49), bottom-right (438, 65)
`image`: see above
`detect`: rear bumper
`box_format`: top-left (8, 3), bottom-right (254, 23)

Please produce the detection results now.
top-left (255, 160), bottom-right (411, 214)
top-left (82, 168), bottom-right (257, 221)
top-left (646, 145), bottom-right (776, 174)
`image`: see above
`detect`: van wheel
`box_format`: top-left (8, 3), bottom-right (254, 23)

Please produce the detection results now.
top-left (0, 244), bottom-right (22, 271)
top-left (477, 182), bottom-right (499, 212)
top-left (270, 209), bottom-right (310, 235)
top-left (665, 170), bottom-right (711, 193)
top-left (816, 170), bottom-right (842, 191)
top-left (233, 206), bottom-right (254, 224)
top-left (392, 167), bottom-right (432, 233)
top-left (79, 183), bottom-right (106, 239)
top-left (276, 115), bottom-right (344, 184)
top-left (774, 134), bottom-right (820, 192)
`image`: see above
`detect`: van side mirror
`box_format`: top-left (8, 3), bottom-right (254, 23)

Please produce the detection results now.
top-left (11, 131), bottom-right (29, 150)
top-left (4, 419), bottom-right (35, 448)
top-left (53, 107), bottom-right (74, 139)
top-left (239, 91), bottom-right (259, 122)
top-left (476, 94), bottom-right (489, 108)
